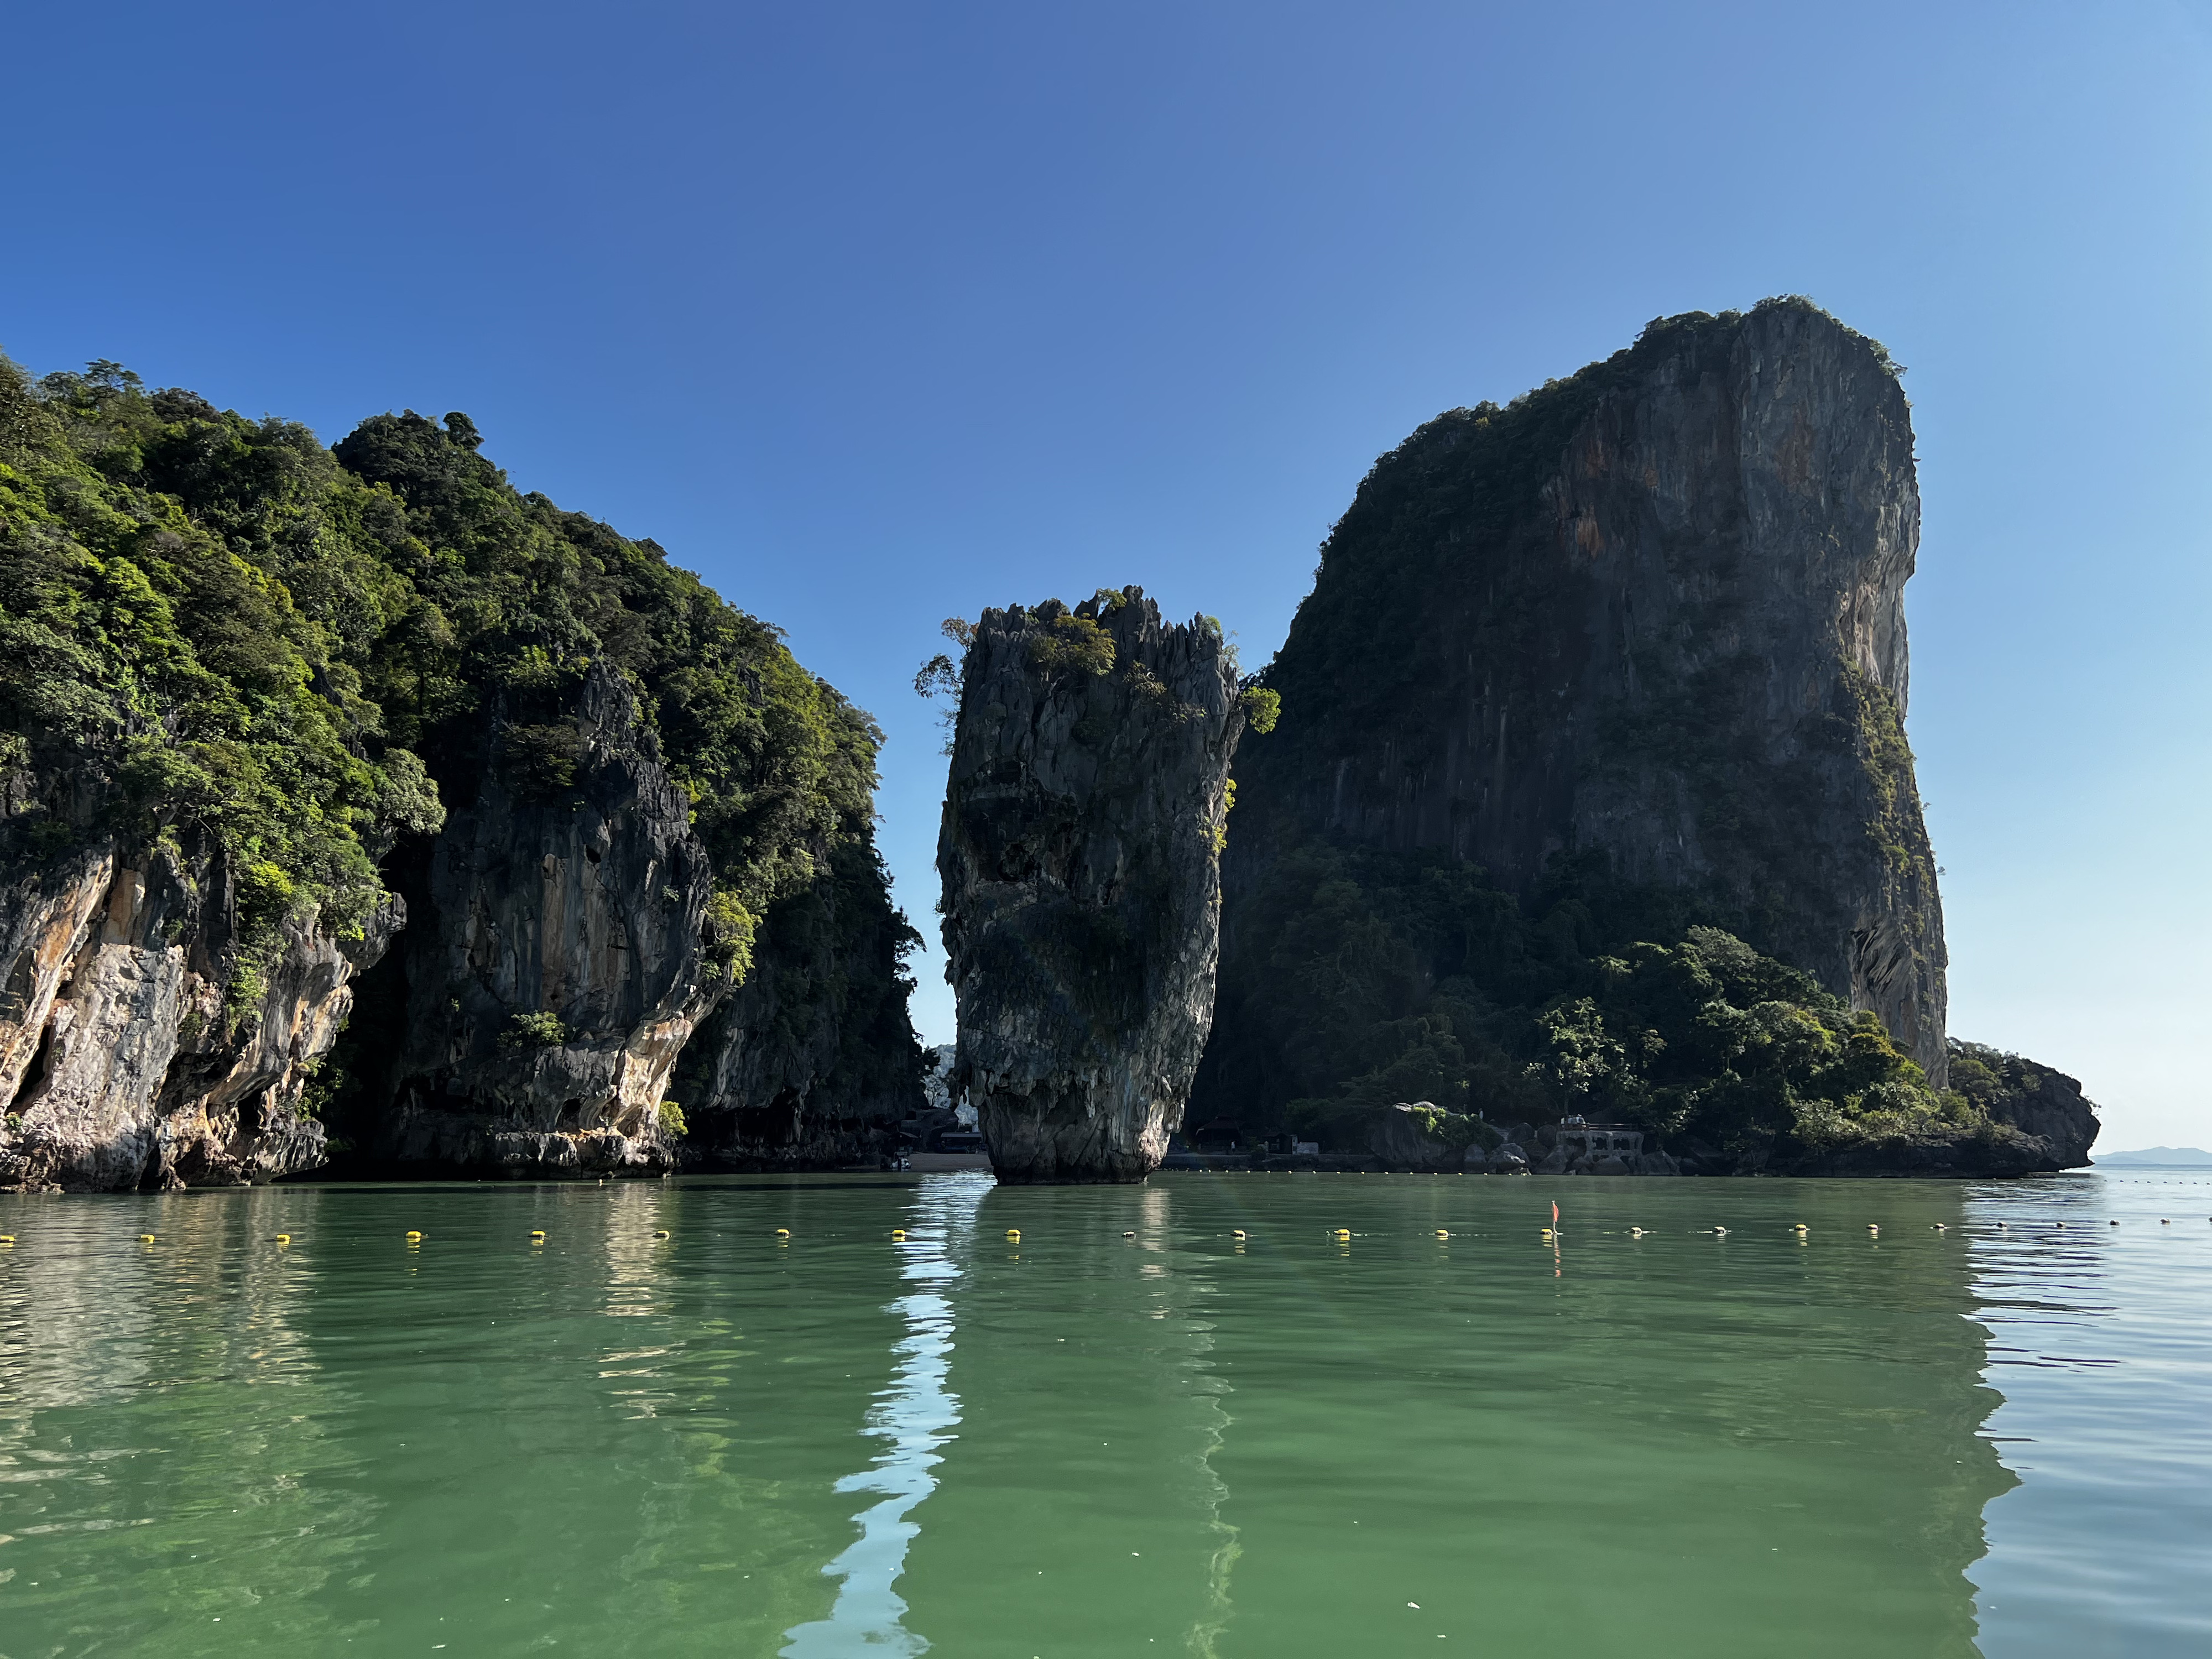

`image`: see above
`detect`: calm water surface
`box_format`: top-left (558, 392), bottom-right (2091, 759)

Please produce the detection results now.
top-left (1, 1169), bottom-right (2205, 1657)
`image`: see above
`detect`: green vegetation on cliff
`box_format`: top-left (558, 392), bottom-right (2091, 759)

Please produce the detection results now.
top-left (1203, 840), bottom-right (2043, 1170)
top-left (327, 408), bottom-right (883, 978)
top-left (1195, 299), bottom-right (2038, 1171)
top-left (1254, 306), bottom-right (1820, 763)
top-left (0, 361), bottom-right (439, 984)
top-left (0, 353), bottom-right (907, 1068)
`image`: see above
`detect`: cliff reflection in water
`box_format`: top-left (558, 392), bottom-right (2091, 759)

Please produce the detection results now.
top-left (881, 1180), bottom-right (1251, 1653)
top-left (782, 1173), bottom-right (982, 1657)
top-left (0, 1187), bottom-right (377, 1654)
top-left (879, 1177), bottom-right (2014, 1659)
top-left (0, 1175), bottom-right (2024, 1658)
top-left (1197, 1182), bottom-right (2013, 1659)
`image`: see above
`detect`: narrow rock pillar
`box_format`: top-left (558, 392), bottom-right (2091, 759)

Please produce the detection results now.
top-left (937, 589), bottom-right (1251, 1182)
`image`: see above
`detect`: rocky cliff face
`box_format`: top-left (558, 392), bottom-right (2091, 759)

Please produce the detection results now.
top-left (0, 834), bottom-right (390, 1191)
top-left (1217, 299), bottom-right (1947, 1087)
top-left (1983, 1065), bottom-right (2099, 1168)
top-left (938, 591), bottom-right (1248, 1182)
top-left (676, 839), bottom-right (925, 1170)
top-left (1556, 304), bottom-right (1944, 1073)
top-left (2, 365), bottom-right (924, 1191)
top-left (341, 665), bottom-right (716, 1176)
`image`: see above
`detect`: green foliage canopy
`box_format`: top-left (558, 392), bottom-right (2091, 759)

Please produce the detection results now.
top-left (0, 357), bottom-right (437, 959)
top-left (1199, 837), bottom-right (1992, 1169)
top-left (0, 356), bottom-right (886, 1004)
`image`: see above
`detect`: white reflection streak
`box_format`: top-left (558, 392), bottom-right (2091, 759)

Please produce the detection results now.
top-left (1189, 1375), bottom-right (1239, 1658)
top-left (781, 1174), bottom-right (985, 1658)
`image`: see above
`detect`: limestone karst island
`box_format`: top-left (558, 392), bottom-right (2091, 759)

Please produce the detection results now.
top-left (0, 300), bottom-right (2096, 1192)
top-left (17, 4), bottom-right (2206, 1647)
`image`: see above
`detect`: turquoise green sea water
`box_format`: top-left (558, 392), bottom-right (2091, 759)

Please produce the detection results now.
top-left (1, 1168), bottom-right (2206, 1657)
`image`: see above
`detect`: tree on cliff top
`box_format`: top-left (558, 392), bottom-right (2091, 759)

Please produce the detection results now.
top-left (0, 354), bottom-right (896, 1003)
top-left (0, 355), bottom-right (441, 985)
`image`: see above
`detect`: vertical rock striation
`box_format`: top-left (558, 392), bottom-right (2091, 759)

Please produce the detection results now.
top-left (938, 590), bottom-right (1248, 1182)
top-left (357, 665), bottom-right (717, 1176)
top-left (675, 839), bottom-right (926, 1170)
top-left (1, 363), bottom-right (925, 1189)
top-left (1216, 299), bottom-right (1948, 1093)
top-left (0, 835), bottom-right (392, 1191)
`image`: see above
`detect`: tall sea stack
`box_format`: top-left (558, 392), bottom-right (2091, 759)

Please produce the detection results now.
top-left (938, 590), bottom-right (1249, 1182)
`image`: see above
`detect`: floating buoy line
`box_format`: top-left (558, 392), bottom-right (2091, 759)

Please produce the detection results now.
top-left (40, 1207), bottom-right (2151, 1259)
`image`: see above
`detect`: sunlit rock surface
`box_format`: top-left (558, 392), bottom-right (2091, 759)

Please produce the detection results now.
top-left (0, 837), bottom-right (387, 1191)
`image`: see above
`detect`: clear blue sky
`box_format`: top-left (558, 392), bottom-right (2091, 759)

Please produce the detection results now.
top-left (8, 2), bottom-right (2208, 1148)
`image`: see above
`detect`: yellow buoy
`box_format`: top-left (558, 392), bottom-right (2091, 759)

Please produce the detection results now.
top-left (891, 1228), bottom-right (907, 1239)
top-left (1630, 1227), bottom-right (1647, 1239)
top-left (1793, 1223), bottom-right (1808, 1233)
top-left (1866, 1224), bottom-right (1879, 1235)
top-left (1434, 1229), bottom-right (1449, 1239)
top-left (531, 1230), bottom-right (546, 1242)
top-left (1714, 1226), bottom-right (1729, 1237)
top-left (406, 1230), bottom-right (424, 1241)
top-left (1005, 1229), bottom-right (1021, 1240)
top-left (0, 1234), bottom-right (15, 1246)
top-left (1233, 1229), bottom-right (1248, 1240)
top-left (1333, 1228), bottom-right (1351, 1240)
top-left (654, 1229), bottom-right (670, 1239)
top-left (275, 1233), bottom-right (291, 1245)
top-left (776, 1228), bottom-right (791, 1238)
top-left (139, 1234), bottom-right (156, 1243)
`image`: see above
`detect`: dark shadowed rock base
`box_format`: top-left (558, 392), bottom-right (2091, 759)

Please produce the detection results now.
top-left (339, 666), bottom-right (715, 1178)
top-left (676, 840), bottom-right (925, 1171)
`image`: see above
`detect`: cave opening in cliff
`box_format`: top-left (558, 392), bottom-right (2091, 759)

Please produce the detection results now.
top-left (735, 1091), bottom-right (801, 1148)
top-left (19, 1016), bottom-right (54, 1102)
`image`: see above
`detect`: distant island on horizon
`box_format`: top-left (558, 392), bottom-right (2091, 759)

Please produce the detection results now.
top-left (2093, 1146), bottom-right (2212, 1166)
